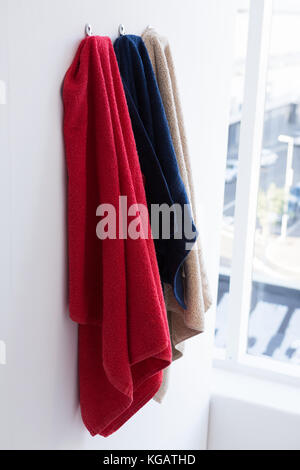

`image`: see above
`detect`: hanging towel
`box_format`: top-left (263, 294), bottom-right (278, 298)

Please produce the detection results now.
top-left (63, 36), bottom-right (171, 436)
top-left (141, 28), bottom-right (212, 400)
top-left (114, 35), bottom-right (197, 311)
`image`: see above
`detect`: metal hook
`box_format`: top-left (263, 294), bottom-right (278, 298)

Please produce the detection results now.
top-left (85, 24), bottom-right (93, 37)
top-left (118, 24), bottom-right (126, 36)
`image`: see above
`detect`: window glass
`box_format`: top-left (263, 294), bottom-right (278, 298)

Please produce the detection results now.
top-left (247, 2), bottom-right (300, 365)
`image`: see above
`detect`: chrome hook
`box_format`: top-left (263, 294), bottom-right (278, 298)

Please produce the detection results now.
top-left (85, 24), bottom-right (93, 37)
top-left (118, 24), bottom-right (126, 36)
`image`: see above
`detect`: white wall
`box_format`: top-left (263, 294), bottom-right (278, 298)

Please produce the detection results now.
top-left (208, 369), bottom-right (300, 450)
top-left (0, 0), bottom-right (235, 450)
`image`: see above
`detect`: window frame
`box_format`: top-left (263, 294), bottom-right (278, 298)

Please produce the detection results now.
top-left (214, 0), bottom-right (300, 384)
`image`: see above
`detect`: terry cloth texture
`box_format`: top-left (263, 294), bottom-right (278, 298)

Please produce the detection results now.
top-left (114, 35), bottom-right (197, 311)
top-left (142, 28), bottom-right (212, 401)
top-left (63, 36), bottom-right (171, 436)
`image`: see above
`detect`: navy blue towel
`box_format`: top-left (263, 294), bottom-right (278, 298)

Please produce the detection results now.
top-left (114, 35), bottom-right (197, 309)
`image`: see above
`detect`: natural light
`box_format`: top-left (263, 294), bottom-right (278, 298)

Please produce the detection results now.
top-left (215, 0), bottom-right (300, 381)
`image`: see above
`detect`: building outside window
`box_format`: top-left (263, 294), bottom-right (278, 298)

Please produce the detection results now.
top-left (215, 0), bottom-right (300, 372)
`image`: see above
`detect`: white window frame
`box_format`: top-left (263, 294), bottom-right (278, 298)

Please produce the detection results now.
top-left (214, 0), bottom-right (300, 386)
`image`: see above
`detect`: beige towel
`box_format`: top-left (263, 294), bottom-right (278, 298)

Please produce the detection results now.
top-left (142, 27), bottom-right (212, 400)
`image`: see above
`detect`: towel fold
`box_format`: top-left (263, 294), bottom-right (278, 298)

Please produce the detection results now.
top-left (114, 35), bottom-right (197, 311)
top-left (141, 28), bottom-right (212, 401)
top-left (63, 36), bottom-right (171, 436)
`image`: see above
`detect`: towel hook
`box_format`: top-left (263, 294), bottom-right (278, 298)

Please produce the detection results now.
top-left (85, 24), bottom-right (93, 37)
top-left (118, 24), bottom-right (126, 36)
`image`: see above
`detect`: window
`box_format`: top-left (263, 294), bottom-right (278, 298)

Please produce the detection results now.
top-left (215, 0), bottom-right (300, 381)
top-left (215, 2), bottom-right (250, 350)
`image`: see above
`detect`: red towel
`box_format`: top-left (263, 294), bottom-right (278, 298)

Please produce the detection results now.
top-left (63, 36), bottom-right (171, 436)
